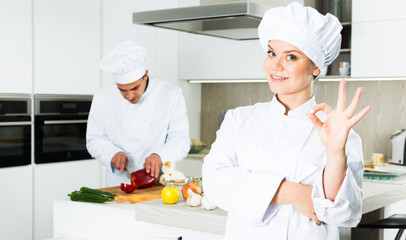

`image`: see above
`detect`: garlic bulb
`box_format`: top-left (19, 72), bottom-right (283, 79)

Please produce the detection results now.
top-left (159, 170), bottom-right (186, 185)
top-left (159, 173), bottom-right (168, 185)
top-left (159, 161), bottom-right (186, 185)
top-left (170, 171), bottom-right (186, 183)
top-left (201, 195), bottom-right (216, 210)
top-left (186, 189), bottom-right (202, 207)
top-left (161, 161), bottom-right (175, 174)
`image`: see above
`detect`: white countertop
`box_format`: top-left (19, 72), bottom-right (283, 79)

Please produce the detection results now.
top-left (133, 198), bottom-right (227, 234)
top-left (131, 180), bottom-right (406, 233)
top-left (53, 165), bottom-right (406, 239)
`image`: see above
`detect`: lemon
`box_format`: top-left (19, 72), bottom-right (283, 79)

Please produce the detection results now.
top-left (161, 186), bottom-right (180, 204)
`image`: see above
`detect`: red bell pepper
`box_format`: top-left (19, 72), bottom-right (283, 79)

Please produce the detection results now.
top-left (131, 168), bottom-right (156, 188)
top-left (120, 183), bottom-right (137, 193)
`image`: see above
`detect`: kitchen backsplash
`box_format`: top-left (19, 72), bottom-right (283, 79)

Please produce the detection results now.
top-left (201, 80), bottom-right (406, 161)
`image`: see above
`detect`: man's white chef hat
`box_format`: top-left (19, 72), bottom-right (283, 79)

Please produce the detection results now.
top-left (258, 2), bottom-right (342, 70)
top-left (99, 41), bottom-right (147, 84)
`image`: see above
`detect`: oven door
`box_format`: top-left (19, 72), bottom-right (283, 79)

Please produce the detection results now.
top-left (0, 116), bottom-right (31, 168)
top-left (35, 115), bottom-right (91, 164)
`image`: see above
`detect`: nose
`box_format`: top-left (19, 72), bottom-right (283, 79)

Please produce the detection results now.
top-left (273, 56), bottom-right (284, 71)
top-left (125, 91), bottom-right (134, 101)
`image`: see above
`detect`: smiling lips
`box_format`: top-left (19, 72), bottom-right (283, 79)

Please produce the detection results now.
top-left (271, 74), bottom-right (288, 82)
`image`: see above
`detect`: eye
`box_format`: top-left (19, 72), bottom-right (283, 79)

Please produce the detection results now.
top-left (267, 50), bottom-right (276, 57)
top-left (287, 55), bottom-right (297, 61)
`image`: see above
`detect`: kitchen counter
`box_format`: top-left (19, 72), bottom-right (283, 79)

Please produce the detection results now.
top-left (53, 185), bottom-right (224, 240)
top-left (132, 181), bottom-right (406, 239)
top-left (362, 181), bottom-right (406, 214)
top-left (133, 198), bottom-right (227, 234)
top-left (53, 168), bottom-right (406, 240)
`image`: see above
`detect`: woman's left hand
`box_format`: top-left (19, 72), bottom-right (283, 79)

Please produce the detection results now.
top-left (306, 79), bottom-right (371, 155)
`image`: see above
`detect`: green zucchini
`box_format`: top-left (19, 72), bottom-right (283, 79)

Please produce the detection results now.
top-left (68, 191), bottom-right (113, 203)
top-left (79, 187), bottom-right (115, 200)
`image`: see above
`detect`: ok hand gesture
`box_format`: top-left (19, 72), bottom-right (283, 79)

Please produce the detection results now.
top-left (306, 79), bottom-right (371, 154)
top-left (306, 79), bottom-right (371, 200)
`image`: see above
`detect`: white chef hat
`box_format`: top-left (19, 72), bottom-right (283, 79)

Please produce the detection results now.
top-left (258, 2), bottom-right (342, 69)
top-left (99, 41), bottom-right (148, 84)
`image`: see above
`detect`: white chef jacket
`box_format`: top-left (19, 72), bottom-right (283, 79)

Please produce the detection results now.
top-left (86, 77), bottom-right (190, 187)
top-left (202, 96), bottom-right (364, 240)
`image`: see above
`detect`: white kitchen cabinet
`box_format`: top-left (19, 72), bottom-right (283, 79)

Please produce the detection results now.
top-left (351, 20), bottom-right (406, 77)
top-left (134, 220), bottom-right (224, 240)
top-left (179, 33), bottom-right (265, 80)
top-left (101, 0), bottom-right (176, 87)
top-left (33, 160), bottom-right (102, 240)
top-left (352, 0), bottom-right (406, 22)
top-left (54, 198), bottom-right (224, 240)
top-left (0, 165), bottom-right (33, 240)
top-left (101, 0), bottom-right (155, 89)
top-left (33, 0), bottom-right (101, 94)
top-left (0, 0), bottom-right (32, 94)
top-left (102, 0), bottom-right (202, 140)
top-left (102, 0), bottom-right (182, 86)
top-left (351, 1), bottom-right (406, 77)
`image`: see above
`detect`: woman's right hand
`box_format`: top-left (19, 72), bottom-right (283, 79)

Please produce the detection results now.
top-left (291, 183), bottom-right (322, 225)
top-left (271, 181), bottom-right (321, 225)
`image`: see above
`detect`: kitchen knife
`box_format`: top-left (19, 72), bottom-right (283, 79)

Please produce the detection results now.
top-left (124, 170), bottom-right (131, 180)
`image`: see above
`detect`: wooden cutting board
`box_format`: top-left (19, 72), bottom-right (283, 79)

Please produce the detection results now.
top-left (98, 185), bottom-right (164, 203)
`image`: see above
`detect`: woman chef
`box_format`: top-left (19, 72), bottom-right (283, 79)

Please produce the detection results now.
top-left (202, 3), bottom-right (371, 240)
top-left (87, 41), bottom-right (190, 187)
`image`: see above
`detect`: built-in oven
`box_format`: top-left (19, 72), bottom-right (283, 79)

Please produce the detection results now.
top-left (34, 94), bottom-right (92, 164)
top-left (0, 94), bottom-right (32, 168)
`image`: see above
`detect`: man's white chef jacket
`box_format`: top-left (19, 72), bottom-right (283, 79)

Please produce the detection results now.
top-left (87, 77), bottom-right (190, 186)
top-left (202, 96), bottom-right (364, 240)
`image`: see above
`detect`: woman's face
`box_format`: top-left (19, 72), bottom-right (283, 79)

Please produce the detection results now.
top-left (263, 40), bottom-right (320, 98)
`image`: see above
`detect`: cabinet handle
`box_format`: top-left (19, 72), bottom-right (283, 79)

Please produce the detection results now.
top-left (0, 121), bottom-right (31, 126)
top-left (43, 119), bottom-right (87, 125)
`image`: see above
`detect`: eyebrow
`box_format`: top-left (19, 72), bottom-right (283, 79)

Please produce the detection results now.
top-left (268, 45), bottom-right (303, 55)
top-left (118, 85), bottom-right (140, 92)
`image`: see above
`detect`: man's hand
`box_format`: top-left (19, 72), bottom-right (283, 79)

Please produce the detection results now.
top-left (111, 152), bottom-right (128, 172)
top-left (144, 153), bottom-right (162, 178)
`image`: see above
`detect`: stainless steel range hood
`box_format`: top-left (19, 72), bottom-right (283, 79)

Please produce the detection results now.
top-left (133, 0), bottom-right (285, 40)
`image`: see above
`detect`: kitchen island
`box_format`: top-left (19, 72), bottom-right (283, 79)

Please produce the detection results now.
top-left (53, 184), bottom-right (225, 240)
top-left (53, 179), bottom-right (406, 240)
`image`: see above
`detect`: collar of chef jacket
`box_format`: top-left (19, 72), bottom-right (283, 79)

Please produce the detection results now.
top-left (271, 94), bottom-right (316, 117)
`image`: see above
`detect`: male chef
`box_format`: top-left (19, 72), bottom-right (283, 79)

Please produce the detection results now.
top-left (86, 41), bottom-right (190, 187)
